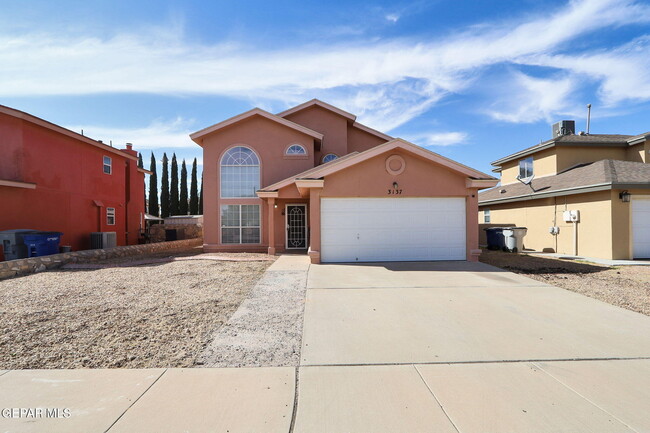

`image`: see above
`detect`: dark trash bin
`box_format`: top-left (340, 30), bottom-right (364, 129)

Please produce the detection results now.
top-left (0, 229), bottom-right (39, 261)
top-left (22, 232), bottom-right (63, 257)
top-left (484, 227), bottom-right (507, 251)
top-left (165, 229), bottom-right (178, 241)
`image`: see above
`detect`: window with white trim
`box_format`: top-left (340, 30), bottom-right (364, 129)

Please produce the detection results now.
top-left (322, 153), bottom-right (338, 163)
top-left (484, 209), bottom-right (491, 223)
top-left (107, 207), bottom-right (116, 225)
top-left (221, 204), bottom-right (260, 244)
top-left (518, 157), bottom-right (533, 180)
top-left (103, 156), bottom-right (112, 174)
top-left (220, 146), bottom-right (260, 198)
top-left (286, 144), bottom-right (307, 155)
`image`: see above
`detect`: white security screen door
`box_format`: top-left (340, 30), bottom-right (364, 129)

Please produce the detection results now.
top-left (320, 198), bottom-right (466, 262)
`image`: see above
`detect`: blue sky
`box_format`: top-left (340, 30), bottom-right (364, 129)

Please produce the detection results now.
top-left (2, 0), bottom-right (650, 179)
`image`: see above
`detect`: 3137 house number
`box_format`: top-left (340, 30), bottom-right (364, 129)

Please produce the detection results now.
top-left (387, 188), bottom-right (403, 195)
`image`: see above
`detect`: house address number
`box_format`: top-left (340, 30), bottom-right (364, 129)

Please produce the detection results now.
top-left (387, 189), bottom-right (403, 195)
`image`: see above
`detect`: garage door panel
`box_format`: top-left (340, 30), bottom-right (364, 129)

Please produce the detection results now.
top-left (321, 198), bottom-right (466, 262)
top-left (632, 198), bottom-right (650, 259)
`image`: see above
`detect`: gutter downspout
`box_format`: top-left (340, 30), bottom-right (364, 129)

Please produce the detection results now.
top-left (573, 220), bottom-right (578, 256)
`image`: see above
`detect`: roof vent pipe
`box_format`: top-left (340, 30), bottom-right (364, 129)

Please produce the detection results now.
top-left (586, 104), bottom-right (592, 135)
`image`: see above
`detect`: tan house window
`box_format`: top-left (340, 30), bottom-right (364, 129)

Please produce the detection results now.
top-left (484, 209), bottom-right (491, 223)
top-left (518, 157), bottom-right (533, 180)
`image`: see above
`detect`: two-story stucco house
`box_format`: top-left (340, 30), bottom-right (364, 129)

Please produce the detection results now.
top-left (190, 99), bottom-right (497, 263)
top-left (479, 121), bottom-right (650, 260)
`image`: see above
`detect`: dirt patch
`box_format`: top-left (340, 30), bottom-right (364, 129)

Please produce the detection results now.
top-left (480, 249), bottom-right (650, 316)
top-left (0, 249), bottom-right (275, 369)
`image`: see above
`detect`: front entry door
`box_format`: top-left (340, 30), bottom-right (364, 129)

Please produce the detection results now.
top-left (286, 204), bottom-right (307, 249)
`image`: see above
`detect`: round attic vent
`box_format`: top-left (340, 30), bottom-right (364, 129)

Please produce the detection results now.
top-left (385, 155), bottom-right (406, 175)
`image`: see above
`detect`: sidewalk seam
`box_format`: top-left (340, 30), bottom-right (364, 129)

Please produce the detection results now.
top-left (533, 362), bottom-right (641, 433)
top-left (0, 370), bottom-right (11, 377)
top-left (288, 367), bottom-right (300, 433)
top-left (103, 368), bottom-right (168, 433)
top-left (413, 365), bottom-right (462, 433)
top-left (300, 356), bottom-right (650, 368)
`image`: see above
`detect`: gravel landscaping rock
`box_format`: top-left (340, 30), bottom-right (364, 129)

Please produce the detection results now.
top-left (480, 249), bottom-right (650, 316)
top-left (198, 268), bottom-right (308, 368)
top-left (0, 250), bottom-right (274, 369)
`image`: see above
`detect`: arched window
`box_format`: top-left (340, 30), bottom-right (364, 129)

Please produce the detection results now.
top-left (286, 144), bottom-right (307, 155)
top-left (220, 146), bottom-right (260, 198)
top-left (322, 153), bottom-right (338, 163)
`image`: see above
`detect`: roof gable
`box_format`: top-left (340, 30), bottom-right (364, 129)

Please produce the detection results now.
top-left (277, 99), bottom-right (356, 121)
top-left (260, 138), bottom-right (495, 192)
top-left (190, 108), bottom-right (323, 145)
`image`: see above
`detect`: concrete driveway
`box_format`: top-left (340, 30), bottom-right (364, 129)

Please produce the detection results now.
top-left (295, 260), bottom-right (650, 432)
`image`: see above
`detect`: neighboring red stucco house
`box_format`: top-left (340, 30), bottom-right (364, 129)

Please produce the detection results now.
top-left (0, 105), bottom-right (149, 254)
top-left (191, 99), bottom-right (498, 263)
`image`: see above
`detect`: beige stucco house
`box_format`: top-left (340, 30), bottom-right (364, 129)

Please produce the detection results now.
top-left (190, 99), bottom-right (497, 263)
top-left (479, 122), bottom-right (650, 260)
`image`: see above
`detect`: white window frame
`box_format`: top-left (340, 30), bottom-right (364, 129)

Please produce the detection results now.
top-left (518, 157), bottom-right (533, 180)
top-left (220, 146), bottom-right (260, 199)
top-left (484, 209), bottom-right (491, 223)
top-left (322, 153), bottom-right (338, 163)
top-left (220, 204), bottom-right (261, 244)
top-left (103, 156), bottom-right (112, 175)
top-left (285, 144), bottom-right (307, 155)
top-left (106, 207), bottom-right (116, 225)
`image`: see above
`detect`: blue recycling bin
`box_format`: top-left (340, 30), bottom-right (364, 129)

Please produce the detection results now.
top-left (484, 227), bottom-right (507, 251)
top-left (22, 232), bottom-right (63, 257)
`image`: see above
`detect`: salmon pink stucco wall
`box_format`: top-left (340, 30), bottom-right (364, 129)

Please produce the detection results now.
top-left (283, 106), bottom-right (350, 163)
top-left (200, 115), bottom-right (317, 252)
top-left (277, 149), bottom-right (482, 261)
top-left (0, 112), bottom-right (146, 255)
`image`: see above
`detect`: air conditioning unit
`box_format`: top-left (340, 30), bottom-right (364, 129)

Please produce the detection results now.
top-left (90, 232), bottom-right (117, 249)
top-left (552, 120), bottom-right (576, 138)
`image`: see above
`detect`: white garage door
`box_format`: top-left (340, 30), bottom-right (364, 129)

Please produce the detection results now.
top-left (321, 198), bottom-right (466, 262)
top-left (632, 197), bottom-right (650, 259)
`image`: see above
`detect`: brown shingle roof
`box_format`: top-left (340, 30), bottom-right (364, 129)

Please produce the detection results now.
top-left (492, 134), bottom-right (634, 166)
top-left (479, 160), bottom-right (650, 204)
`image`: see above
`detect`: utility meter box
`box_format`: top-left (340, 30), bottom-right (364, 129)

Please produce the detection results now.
top-left (563, 210), bottom-right (580, 222)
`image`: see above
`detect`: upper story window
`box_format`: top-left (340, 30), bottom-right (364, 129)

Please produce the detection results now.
top-left (286, 144), bottom-right (307, 155)
top-left (220, 146), bottom-right (260, 198)
top-left (484, 209), bottom-right (491, 223)
top-left (103, 156), bottom-right (112, 174)
top-left (106, 207), bottom-right (116, 225)
top-left (322, 153), bottom-right (338, 164)
top-left (518, 157), bottom-right (533, 180)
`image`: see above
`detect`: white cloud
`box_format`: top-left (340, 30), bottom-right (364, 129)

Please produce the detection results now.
top-left (1, 0), bottom-right (649, 130)
top-left (485, 72), bottom-right (577, 123)
top-left (385, 13), bottom-right (400, 23)
top-left (407, 131), bottom-right (469, 147)
top-left (66, 117), bottom-right (195, 149)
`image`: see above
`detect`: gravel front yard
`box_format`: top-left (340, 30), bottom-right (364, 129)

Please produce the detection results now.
top-left (0, 249), bottom-right (274, 369)
top-left (480, 249), bottom-right (650, 316)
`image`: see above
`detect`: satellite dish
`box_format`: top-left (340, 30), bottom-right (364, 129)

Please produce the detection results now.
top-left (516, 174), bottom-right (535, 186)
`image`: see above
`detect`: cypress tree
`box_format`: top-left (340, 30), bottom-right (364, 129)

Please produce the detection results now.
top-left (148, 153), bottom-right (159, 217)
top-left (161, 153), bottom-right (170, 218)
top-left (170, 153), bottom-right (179, 216)
top-left (137, 153), bottom-right (144, 169)
top-left (189, 158), bottom-right (199, 215)
top-left (198, 173), bottom-right (203, 214)
top-left (180, 159), bottom-right (188, 215)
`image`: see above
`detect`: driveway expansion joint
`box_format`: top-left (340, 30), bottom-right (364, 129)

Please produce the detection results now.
top-left (413, 364), bottom-right (462, 433)
top-left (104, 368), bottom-right (168, 433)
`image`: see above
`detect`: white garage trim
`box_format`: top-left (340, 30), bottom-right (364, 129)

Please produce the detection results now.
top-left (321, 197), bottom-right (466, 262)
top-left (632, 197), bottom-right (650, 259)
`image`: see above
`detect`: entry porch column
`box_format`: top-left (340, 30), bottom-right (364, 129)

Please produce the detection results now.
top-left (308, 187), bottom-right (322, 264)
top-left (267, 197), bottom-right (276, 256)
